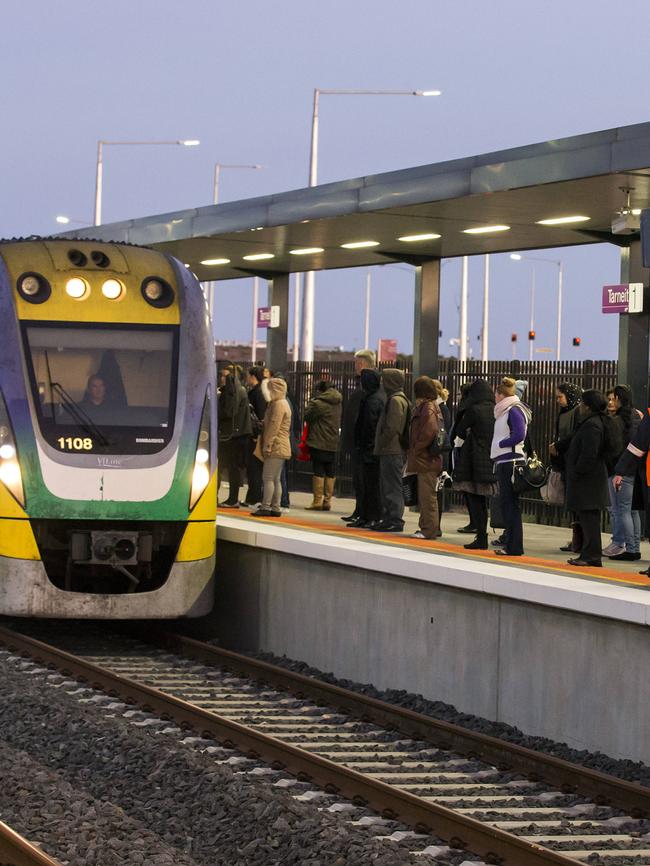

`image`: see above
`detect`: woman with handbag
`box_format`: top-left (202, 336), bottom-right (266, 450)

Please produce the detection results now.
top-left (549, 382), bottom-right (582, 552)
top-left (406, 377), bottom-right (444, 539)
top-left (490, 377), bottom-right (532, 557)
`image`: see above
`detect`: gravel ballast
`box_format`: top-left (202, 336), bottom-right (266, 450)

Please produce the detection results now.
top-left (0, 650), bottom-right (450, 866)
top-left (248, 650), bottom-right (650, 787)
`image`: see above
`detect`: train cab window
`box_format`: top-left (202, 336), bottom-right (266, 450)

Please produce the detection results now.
top-left (22, 324), bottom-right (178, 455)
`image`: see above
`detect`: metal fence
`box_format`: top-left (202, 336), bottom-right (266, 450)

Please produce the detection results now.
top-left (227, 358), bottom-right (620, 525)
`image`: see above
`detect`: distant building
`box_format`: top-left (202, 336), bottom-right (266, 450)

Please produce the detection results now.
top-left (215, 342), bottom-right (358, 364)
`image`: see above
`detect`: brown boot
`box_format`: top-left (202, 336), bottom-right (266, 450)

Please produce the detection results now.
top-left (306, 476), bottom-right (325, 510)
top-left (322, 477), bottom-right (335, 511)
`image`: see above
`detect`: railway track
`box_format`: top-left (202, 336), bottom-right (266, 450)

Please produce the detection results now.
top-left (0, 819), bottom-right (64, 866)
top-left (1, 623), bottom-right (649, 866)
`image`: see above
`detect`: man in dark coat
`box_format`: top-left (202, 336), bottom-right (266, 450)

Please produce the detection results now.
top-left (348, 368), bottom-right (385, 527)
top-left (244, 366), bottom-right (268, 506)
top-left (340, 350), bottom-right (376, 522)
top-left (452, 379), bottom-right (496, 549)
top-left (564, 390), bottom-right (610, 567)
top-left (372, 368), bottom-right (410, 532)
top-left (218, 365), bottom-right (252, 508)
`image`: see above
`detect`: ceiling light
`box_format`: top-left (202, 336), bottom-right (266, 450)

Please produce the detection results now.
top-left (200, 258), bottom-right (231, 266)
top-left (632, 208), bottom-right (642, 216)
top-left (462, 225), bottom-right (510, 234)
top-left (536, 215), bottom-right (590, 226)
top-left (289, 247), bottom-right (324, 255)
top-left (397, 232), bottom-right (441, 242)
top-left (243, 253), bottom-right (275, 261)
top-left (180, 139), bottom-right (200, 146)
top-left (340, 240), bottom-right (380, 249)
top-left (510, 253), bottom-right (522, 260)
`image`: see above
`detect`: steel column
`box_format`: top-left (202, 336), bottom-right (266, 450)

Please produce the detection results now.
top-left (618, 241), bottom-right (650, 409)
top-left (412, 258), bottom-right (441, 380)
top-left (266, 272), bottom-right (290, 373)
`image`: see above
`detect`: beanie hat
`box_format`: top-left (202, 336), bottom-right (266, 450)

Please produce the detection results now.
top-left (514, 379), bottom-right (528, 400)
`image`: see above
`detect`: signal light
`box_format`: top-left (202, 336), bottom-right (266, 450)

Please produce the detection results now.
top-left (528, 330), bottom-right (536, 340)
top-left (573, 337), bottom-right (581, 347)
top-left (511, 333), bottom-right (517, 342)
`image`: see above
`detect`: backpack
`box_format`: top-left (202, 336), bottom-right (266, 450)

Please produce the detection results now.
top-left (428, 423), bottom-right (452, 458)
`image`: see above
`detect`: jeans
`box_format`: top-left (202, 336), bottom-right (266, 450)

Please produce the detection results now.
top-left (608, 475), bottom-right (641, 553)
top-left (262, 457), bottom-right (285, 511)
top-left (495, 462), bottom-right (524, 555)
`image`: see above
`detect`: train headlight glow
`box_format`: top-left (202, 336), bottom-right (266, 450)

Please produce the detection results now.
top-left (190, 391), bottom-right (212, 510)
top-left (0, 390), bottom-right (24, 506)
top-left (65, 277), bottom-right (88, 299)
top-left (101, 279), bottom-right (123, 300)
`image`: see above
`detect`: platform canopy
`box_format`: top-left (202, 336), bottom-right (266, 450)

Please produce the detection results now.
top-left (59, 123), bottom-right (650, 280)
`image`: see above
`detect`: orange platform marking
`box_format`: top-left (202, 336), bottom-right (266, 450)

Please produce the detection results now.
top-left (222, 509), bottom-right (650, 590)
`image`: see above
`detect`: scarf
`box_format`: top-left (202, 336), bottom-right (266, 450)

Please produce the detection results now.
top-left (494, 394), bottom-right (520, 419)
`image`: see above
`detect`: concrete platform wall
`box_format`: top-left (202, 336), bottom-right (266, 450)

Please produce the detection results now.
top-left (211, 540), bottom-right (650, 763)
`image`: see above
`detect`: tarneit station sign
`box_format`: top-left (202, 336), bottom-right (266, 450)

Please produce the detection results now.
top-left (602, 283), bottom-right (644, 314)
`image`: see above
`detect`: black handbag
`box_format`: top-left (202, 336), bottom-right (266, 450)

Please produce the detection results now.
top-left (428, 424), bottom-right (451, 458)
top-left (512, 452), bottom-right (548, 494)
top-left (402, 473), bottom-right (418, 506)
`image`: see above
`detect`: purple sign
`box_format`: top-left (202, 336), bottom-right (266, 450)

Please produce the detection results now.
top-left (602, 283), bottom-right (643, 314)
top-left (257, 306), bottom-right (271, 328)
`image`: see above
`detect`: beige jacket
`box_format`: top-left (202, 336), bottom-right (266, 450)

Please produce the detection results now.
top-left (262, 378), bottom-right (292, 459)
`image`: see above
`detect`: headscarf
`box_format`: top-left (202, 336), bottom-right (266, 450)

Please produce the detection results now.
top-left (558, 382), bottom-right (582, 411)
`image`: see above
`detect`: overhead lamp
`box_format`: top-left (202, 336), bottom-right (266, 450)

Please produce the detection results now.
top-left (243, 253), bottom-right (275, 261)
top-left (398, 232), bottom-right (441, 242)
top-left (200, 258), bottom-right (231, 266)
top-left (462, 225), bottom-right (510, 234)
top-left (536, 215), bottom-right (590, 226)
top-left (289, 247), bottom-right (324, 255)
top-left (510, 253), bottom-right (522, 260)
top-left (180, 139), bottom-right (200, 146)
top-left (340, 240), bottom-right (380, 249)
top-left (65, 277), bottom-right (89, 299)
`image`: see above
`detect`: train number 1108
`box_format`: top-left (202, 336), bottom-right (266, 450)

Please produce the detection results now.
top-left (57, 437), bottom-right (93, 451)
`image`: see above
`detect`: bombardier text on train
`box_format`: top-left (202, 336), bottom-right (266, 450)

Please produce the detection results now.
top-left (0, 238), bottom-right (216, 618)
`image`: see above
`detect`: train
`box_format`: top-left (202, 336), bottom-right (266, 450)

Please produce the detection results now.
top-left (0, 237), bottom-right (216, 617)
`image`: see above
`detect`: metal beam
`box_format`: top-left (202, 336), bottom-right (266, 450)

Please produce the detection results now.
top-left (412, 258), bottom-right (441, 381)
top-left (618, 240), bottom-right (650, 409)
top-left (266, 272), bottom-right (290, 373)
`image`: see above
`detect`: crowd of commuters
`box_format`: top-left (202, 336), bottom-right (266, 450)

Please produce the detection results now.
top-left (217, 358), bottom-right (650, 571)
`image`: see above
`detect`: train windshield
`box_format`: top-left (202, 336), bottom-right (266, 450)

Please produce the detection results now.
top-left (22, 324), bottom-right (179, 455)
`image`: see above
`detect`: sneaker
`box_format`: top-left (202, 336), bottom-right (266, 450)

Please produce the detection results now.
top-left (491, 537), bottom-right (506, 548)
top-left (411, 530), bottom-right (425, 539)
top-left (251, 508), bottom-right (281, 517)
top-left (219, 501), bottom-right (240, 509)
top-left (281, 507), bottom-right (290, 514)
top-left (603, 542), bottom-right (625, 557)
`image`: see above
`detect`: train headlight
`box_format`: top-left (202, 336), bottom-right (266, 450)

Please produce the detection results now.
top-left (65, 277), bottom-right (89, 299)
top-left (0, 391), bottom-right (24, 506)
top-left (101, 279), bottom-right (123, 300)
top-left (16, 272), bottom-right (51, 304)
top-left (189, 391), bottom-right (212, 510)
top-left (141, 277), bottom-right (174, 308)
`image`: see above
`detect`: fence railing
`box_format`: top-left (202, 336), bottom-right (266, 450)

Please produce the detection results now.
top-left (225, 358), bottom-right (621, 525)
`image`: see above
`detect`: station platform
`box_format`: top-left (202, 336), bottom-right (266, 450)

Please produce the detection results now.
top-left (213, 487), bottom-right (650, 764)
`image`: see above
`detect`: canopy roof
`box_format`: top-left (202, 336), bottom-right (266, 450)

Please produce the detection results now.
top-left (61, 122), bottom-right (650, 280)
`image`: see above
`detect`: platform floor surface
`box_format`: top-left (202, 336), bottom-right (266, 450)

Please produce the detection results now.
top-left (217, 483), bottom-right (650, 591)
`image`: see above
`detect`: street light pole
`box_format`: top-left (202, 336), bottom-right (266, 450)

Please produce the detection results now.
top-left (93, 138), bottom-right (199, 226)
top-left (510, 253), bottom-right (563, 362)
top-left (556, 262), bottom-right (563, 361)
top-left (529, 267), bottom-right (536, 362)
top-left (481, 254), bottom-right (490, 364)
top-left (299, 87), bottom-right (441, 362)
top-left (213, 162), bottom-right (264, 205)
top-left (460, 256), bottom-right (469, 365)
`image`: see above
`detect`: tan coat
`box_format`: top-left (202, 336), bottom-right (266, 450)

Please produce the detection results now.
top-left (406, 399), bottom-right (443, 475)
top-left (262, 378), bottom-right (292, 459)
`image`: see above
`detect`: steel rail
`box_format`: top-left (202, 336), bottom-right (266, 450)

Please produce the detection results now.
top-left (0, 625), bottom-right (583, 866)
top-left (0, 820), bottom-right (64, 866)
top-left (147, 630), bottom-right (650, 817)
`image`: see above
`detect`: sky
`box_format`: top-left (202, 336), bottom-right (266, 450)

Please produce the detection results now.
top-left (1, 0), bottom-right (649, 360)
